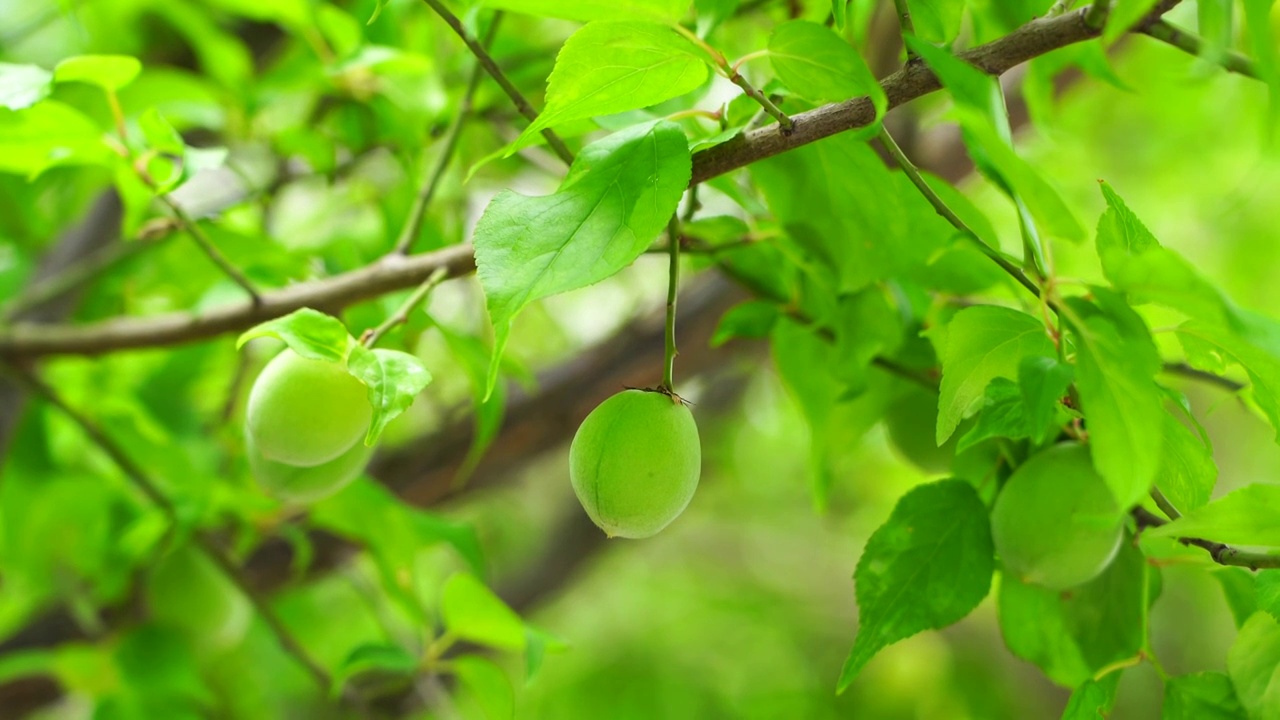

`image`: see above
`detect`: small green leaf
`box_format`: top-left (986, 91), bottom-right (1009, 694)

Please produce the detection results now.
top-left (768, 20), bottom-right (886, 120)
top-left (1103, 0), bottom-right (1162, 44)
top-left (1177, 318), bottom-right (1280, 443)
top-left (54, 54), bottom-right (142, 92)
top-left (839, 480), bottom-right (994, 690)
top-left (1019, 355), bottom-right (1075, 444)
top-left (0, 63), bottom-right (53, 110)
top-left (1061, 674), bottom-right (1120, 720)
top-left (453, 655), bottom-right (515, 720)
top-left (1163, 671), bottom-right (1248, 720)
top-left (1215, 568), bottom-right (1259, 629)
top-left (1259, 571), bottom-right (1280, 623)
top-left (906, 0), bottom-right (965, 43)
top-left (999, 543), bottom-right (1151, 687)
top-left (936, 305), bottom-right (1055, 444)
top-left (139, 108), bottom-right (185, 155)
top-left (480, 0), bottom-right (691, 22)
top-left (511, 22), bottom-right (707, 152)
top-left (333, 644), bottom-right (418, 697)
top-left (1068, 293), bottom-right (1165, 508)
top-left (440, 573), bottom-right (527, 651)
top-left (1227, 612), bottom-right (1280, 719)
top-left (1148, 484), bottom-right (1280, 547)
top-left (346, 347), bottom-right (433, 445)
top-left (475, 121), bottom-right (690, 398)
top-left (0, 101), bottom-right (110, 177)
top-left (1156, 412), bottom-right (1217, 513)
top-left (236, 308), bottom-right (353, 363)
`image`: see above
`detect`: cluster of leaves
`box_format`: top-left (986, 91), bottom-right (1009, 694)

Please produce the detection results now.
top-left (3, 0), bottom-right (1280, 718)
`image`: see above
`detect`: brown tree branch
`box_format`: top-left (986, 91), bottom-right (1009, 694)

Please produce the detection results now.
top-left (0, 3), bottom-right (1185, 361)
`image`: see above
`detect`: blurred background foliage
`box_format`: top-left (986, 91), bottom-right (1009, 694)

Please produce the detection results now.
top-left (1, 0), bottom-right (1279, 718)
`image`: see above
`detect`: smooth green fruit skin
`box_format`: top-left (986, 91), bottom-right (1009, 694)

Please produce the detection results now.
top-left (245, 349), bottom-right (372, 467)
top-left (247, 433), bottom-right (372, 503)
top-left (884, 387), bottom-right (956, 474)
top-left (569, 390), bottom-right (701, 539)
top-left (148, 545), bottom-right (252, 651)
top-left (991, 443), bottom-right (1125, 590)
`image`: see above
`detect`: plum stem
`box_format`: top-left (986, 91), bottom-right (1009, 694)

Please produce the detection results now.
top-left (662, 219), bottom-right (681, 393)
top-left (361, 267), bottom-right (449, 348)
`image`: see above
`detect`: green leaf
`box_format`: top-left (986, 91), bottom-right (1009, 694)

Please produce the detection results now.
top-left (1103, 0), bottom-right (1162, 44)
top-left (696, 0), bottom-right (740, 35)
top-left (1148, 484), bottom-right (1280, 547)
top-left (1096, 182), bottom-right (1234, 325)
top-left (1196, 0), bottom-right (1234, 70)
top-left (453, 655), bottom-right (515, 720)
top-left (0, 101), bottom-right (110, 177)
top-left (768, 20), bottom-right (886, 117)
top-left (1242, 0), bottom-right (1280, 124)
top-left (839, 480), bottom-right (994, 689)
top-left (1214, 568), bottom-right (1258, 629)
top-left (936, 305), bottom-right (1055, 444)
top-left (1068, 293), bottom-right (1165, 508)
top-left (475, 121), bottom-right (690, 397)
top-left (999, 542), bottom-right (1151, 687)
top-left (333, 643), bottom-right (418, 696)
top-left (1177, 319), bottom-right (1280, 443)
top-left (907, 0), bottom-right (965, 43)
top-left (1259, 571), bottom-right (1280, 623)
top-left (1019, 355), bottom-right (1075, 444)
top-left (711, 300), bottom-right (780, 347)
top-left (480, 0), bottom-right (691, 22)
top-left (54, 54), bottom-right (143, 92)
top-left (1227, 612), bottom-right (1280, 719)
top-left (346, 347), bottom-right (433, 445)
top-left (511, 22), bottom-right (707, 152)
top-left (236, 308), bottom-right (353, 363)
top-left (957, 378), bottom-right (1025, 452)
top-left (1156, 412), bottom-right (1217, 513)
top-left (440, 573), bottom-right (527, 651)
top-left (906, 37), bottom-right (1084, 244)
top-left (0, 63), bottom-right (53, 110)
top-left (1163, 671), bottom-right (1247, 720)
top-left (1061, 674), bottom-right (1120, 720)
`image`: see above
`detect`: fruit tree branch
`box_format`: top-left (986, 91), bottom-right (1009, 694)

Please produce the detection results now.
top-left (1132, 507), bottom-right (1280, 570)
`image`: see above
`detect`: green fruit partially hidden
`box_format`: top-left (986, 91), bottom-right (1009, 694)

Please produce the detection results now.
top-left (884, 387), bottom-right (956, 474)
top-left (569, 389), bottom-right (701, 539)
top-left (991, 443), bottom-right (1125, 590)
top-left (245, 349), bottom-right (372, 467)
top-left (247, 433), bottom-right (372, 503)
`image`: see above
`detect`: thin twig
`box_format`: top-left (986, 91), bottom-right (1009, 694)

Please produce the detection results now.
top-left (875, 125), bottom-right (1042, 299)
top-left (1140, 20), bottom-right (1261, 79)
top-left (1, 234), bottom-right (169, 322)
top-left (2, 363), bottom-right (335, 690)
top-left (671, 24), bottom-right (794, 132)
top-left (1150, 487), bottom-right (1182, 520)
top-left (662, 220), bottom-right (681, 392)
top-left (1132, 506), bottom-right (1280, 570)
top-left (360, 267), bottom-right (450, 347)
top-left (393, 16), bottom-right (502, 255)
top-left (158, 196), bottom-right (263, 306)
top-left (418, 0), bottom-right (574, 165)
top-left (1160, 361), bottom-right (1246, 392)
top-left (1084, 0), bottom-right (1111, 30)
top-left (891, 0), bottom-right (917, 60)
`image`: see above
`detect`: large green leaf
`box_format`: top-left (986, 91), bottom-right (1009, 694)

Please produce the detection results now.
top-left (1228, 612), bottom-right (1280, 719)
top-left (440, 573), bottom-right (527, 651)
top-left (936, 305), bottom-right (1055, 444)
top-left (1178, 319), bottom-right (1280, 442)
top-left (768, 20), bottom-right (885, 114)
top-left (1096, 182), bottom-right (1234, 325)
top-left (839, 480), bottom-right (993, 689)
top-left (999, 543), bottom-right (1151, 688)
top-left (475, 121), bottom-right (690, 397)
top-left (1068, 293), bottom-right (1165, 508)
top-left (0, 100), bottom-right (110, 177)
top-left (907, 0), bottom-right (965, 43)
top-left (1148, 484), bottom-right (1280, 547)
top-left (511, 22), bottom-right (707, 151)
top-left (1156, 412), bottom-right (1217, 513)
top-left (1163, 672), bottom-right (1247, 720)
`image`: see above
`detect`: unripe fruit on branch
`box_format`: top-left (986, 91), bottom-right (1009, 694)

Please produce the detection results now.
top-left (245, 349), bottom-right (372, 467)
top-left (246, 433), bottom-right (372, 503)
top-left (569, 389), bottom-right (702, 539)
top-left (990, 442), bottom-right (1125, 590)
top-left (884, 387), bottom-right (957, 474)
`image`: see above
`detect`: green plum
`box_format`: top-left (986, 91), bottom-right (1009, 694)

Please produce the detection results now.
top-left (884, 386), bottom-right (957, 474)
top-left (147, 545), bottom-right (252, 652)
top-left (569, 389), bottom-right (701, 539)
top-left (246, 433), bottom-right (372, 503)
top-left (245, 349), bottom-right (371, 467)
top-left (991, 442), bottom-right (1126, 590)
